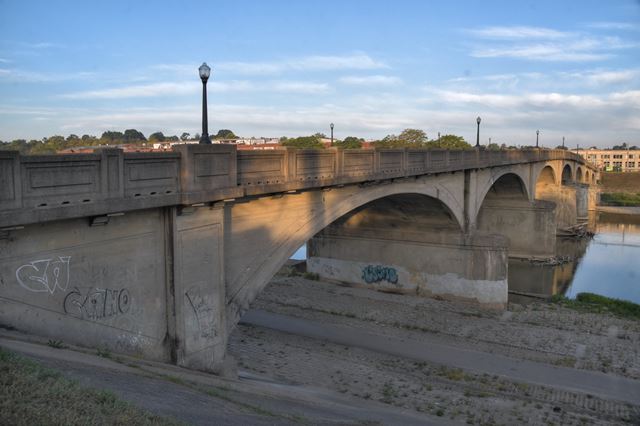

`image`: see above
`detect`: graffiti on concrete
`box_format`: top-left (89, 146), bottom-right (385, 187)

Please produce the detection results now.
top-left (63, 287), bottom-right (131, 320)
top-left (185, 287), bottom-right (216, 339)
top-left (362, 265), bottom-right (399, 285)
top-left (16, 256), bottom-right (71, 294)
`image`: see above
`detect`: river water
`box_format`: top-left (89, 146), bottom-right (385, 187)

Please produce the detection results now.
top-left (291, 211), bottom-right (640, 304)
top-left (510, 211), bottom-right (640, 304)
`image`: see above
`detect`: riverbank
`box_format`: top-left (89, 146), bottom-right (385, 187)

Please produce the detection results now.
top-left (597, 205), bottom-right (640, 215)
top-left (229, 272), bottom-right (640, 425)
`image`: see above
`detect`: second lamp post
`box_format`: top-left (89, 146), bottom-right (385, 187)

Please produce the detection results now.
top-left (476, 116), bottom-right (481, 148)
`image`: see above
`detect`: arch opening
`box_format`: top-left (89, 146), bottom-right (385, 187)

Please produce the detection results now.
top-left (482, 173), bottom-right (529, 204)
top-left (561, 164), bottom-right (573, 185)
top-left (535, 166), bottom-right (556, 199)
top-left (576, 167), bottom-right (583, 183)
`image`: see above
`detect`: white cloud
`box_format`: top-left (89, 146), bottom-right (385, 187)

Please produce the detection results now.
top-left (0, 68), bottom-right (96, 82)
top-left (471, 43), bottom-right (611, 62)
top-left (467, 25), bottom-right (638, 62)
top-left (469, 26), bottom-right (571, 39)
top-left (61, 82), bottom-right (199, 99)
top-left (582, 70), bottom-right (639, 85)
top-left (154, 53), bottom-right (388, 77)
top-left (339, 75), bottom-right (402, 86)
top-left (586, 22), bottom-right (637, 30)
top-left (60, 79), bottom-right (330, 99)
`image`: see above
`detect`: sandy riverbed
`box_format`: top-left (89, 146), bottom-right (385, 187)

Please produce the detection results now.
top-left (229, 272), bottom-right (640, 425)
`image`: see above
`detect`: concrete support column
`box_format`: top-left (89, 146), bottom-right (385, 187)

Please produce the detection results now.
top-left (307, 226), bottom-right (509, 308)
top-left (476, 199), bottom-right (557, 259)
top-left (536, 185), bottom-right (578, 230)
top-left (575, 184), bottom-right (590, 220)
top-left (172, 205), bottom-right (228, 372)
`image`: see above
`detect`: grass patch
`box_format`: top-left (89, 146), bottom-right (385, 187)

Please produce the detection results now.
top-left (302, 272), bottom-right (319, 281)
top-left (0, 348), bottom-right (180, 425)
top-left (552, 292), bottom-right (640, 320)
top-left (600, 192), bottom-right (640, 207)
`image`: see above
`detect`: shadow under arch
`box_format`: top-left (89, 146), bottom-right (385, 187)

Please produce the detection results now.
top-left (225, 181), bottom-right (465, 331)
top-left (576, 166), bottom-right (583, 183)
top-left (535, 165), bottom-right (557, 197)
top-left (562, 164), bottom-right (573, 184)
top-left (476, 171), bottom-right (556, 258)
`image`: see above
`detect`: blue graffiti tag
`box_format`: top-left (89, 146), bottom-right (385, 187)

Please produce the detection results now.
top-left (361, 265), bottom-right (399, 285)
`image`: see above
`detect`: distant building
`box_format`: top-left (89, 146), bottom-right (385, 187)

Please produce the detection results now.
top-left (573, 148), bottom-right (640, 172)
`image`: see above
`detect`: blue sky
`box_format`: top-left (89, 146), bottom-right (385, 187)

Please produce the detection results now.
top-left (1, 0), bottom-right (639, 147)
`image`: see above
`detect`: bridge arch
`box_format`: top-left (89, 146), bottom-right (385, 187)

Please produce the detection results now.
top-left (561, 164), bottom-right (573, 184)
top-left (225, 179), bottom-right (465, 330)
top-left (576, 166), bottom-right (583, 183)
top-left (473, 167), bottom-right (532, 222)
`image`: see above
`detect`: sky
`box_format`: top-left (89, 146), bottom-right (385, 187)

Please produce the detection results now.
top-left (0, 0), bottom-right (639, 148)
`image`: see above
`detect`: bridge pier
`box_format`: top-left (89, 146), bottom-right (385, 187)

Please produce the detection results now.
top-left (305, 191), bottom-right (510, 308)
top-left (476, 199), bottom-right (557, 259)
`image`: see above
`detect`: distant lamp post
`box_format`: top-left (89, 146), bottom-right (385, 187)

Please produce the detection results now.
top-left (562, 136), bottom-right (565, 149)
top-left (198, 62), bottom-right (212, 144)
top-left (330, 123), bottom-right (334, 145)
top-left (476, 116), bottom-right (481, 148)
top-left (536, 129), bottom-right (540, 148)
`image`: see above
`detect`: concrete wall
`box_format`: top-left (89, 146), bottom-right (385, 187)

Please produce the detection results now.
top-left (0, 208), bottom-right (171, 361)
top-left (307, 230), bottom-right (508, 308)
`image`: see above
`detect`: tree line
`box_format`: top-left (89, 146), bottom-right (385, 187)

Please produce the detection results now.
top-left (0, 129), bottom-right (238, 155)
top-left (281, 129), bottom-right (475, 150)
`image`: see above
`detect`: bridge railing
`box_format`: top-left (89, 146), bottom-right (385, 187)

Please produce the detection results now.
top-left (0, 146), bottom-right (592, 228)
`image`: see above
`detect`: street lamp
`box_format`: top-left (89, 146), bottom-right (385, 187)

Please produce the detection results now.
top-left (562, 136), bottom-right (565, 149)
top-left (536, 129), bottom-right (540, 148)
top-left (330, 123), bottom-right (334, 145)
top-left (198, 62), bottom-right (212, 144)
top-left (476, 116), bottom-right (481, 148)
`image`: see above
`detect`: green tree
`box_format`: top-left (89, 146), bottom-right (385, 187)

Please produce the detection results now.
top-left (214, 129), bottom-right (237, 139)
top-left (425, 134), bottom-right (471, 150)
top-left (100, 131), bottom-right (124, 144)
top-left (280, 135), bottom-right (324, 149)
top-left (333, 136), bottom-right (363, 149)
top-left (398, 128), bottom-right (427, 145)
top-left (555, 145), bottom-right (568, 150)
top-left (122, 129), bottom-right (146, 143)
top-left (180, 132), bottom-right (191, 141)
top-left (148, 132), bottom-right (166, 142)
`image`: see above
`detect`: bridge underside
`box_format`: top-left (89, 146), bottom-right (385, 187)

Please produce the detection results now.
top-left (0, 156), bottom-right (598, 372)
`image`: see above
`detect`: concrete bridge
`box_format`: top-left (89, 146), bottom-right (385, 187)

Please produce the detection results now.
top-left (0, 146), bottom-right (597, 372)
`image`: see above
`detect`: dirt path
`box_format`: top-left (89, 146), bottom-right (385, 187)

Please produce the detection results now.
top-left (228, 274), bottom-right (640, 425)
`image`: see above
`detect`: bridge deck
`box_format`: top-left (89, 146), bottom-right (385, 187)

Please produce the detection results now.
top-left (0, 147), bottom-right (594, 228)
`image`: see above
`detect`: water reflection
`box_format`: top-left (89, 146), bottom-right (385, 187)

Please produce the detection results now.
top-left (509, 211), bottom-right (640, 304)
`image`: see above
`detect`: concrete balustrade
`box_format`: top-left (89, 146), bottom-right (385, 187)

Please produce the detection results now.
top-left (0, 146), bottom-right (594, 229)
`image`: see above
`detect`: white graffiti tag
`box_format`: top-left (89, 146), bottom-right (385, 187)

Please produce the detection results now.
top-left (16, 256), bottom-right (71, 294)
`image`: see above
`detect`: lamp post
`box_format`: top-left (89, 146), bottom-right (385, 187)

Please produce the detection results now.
top-left (330, 123), bottom-right (334, 145)
top-left (562, 136), bottom-right (565, 149)
top-left (476, 116), bottom-right (481, 148)
top-left (536, 129), bottom-right (539, 148)
top-left (198, 62), bottom-right (212, 144)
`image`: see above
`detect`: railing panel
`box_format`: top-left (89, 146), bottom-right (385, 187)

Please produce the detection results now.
top-left (237, 150), bottom-right (286, 186)
top-left (343, 150), bottom-right (375, 177)
top-left (407, 150), bottom-right (426, 174)
top-left (295, 150), bottom-right (336, 181)
top-left (20, 154), bottom-right (102, 208)
top-left (429, 150), bottom-right (447, 171)
top-left (378, 149), bottom-right (404, 176)
top-left (124, 153), bottom-right (180, 198)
